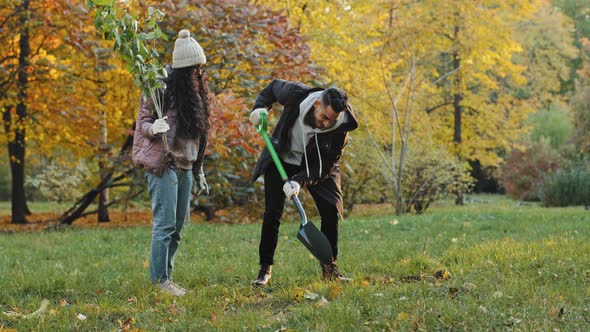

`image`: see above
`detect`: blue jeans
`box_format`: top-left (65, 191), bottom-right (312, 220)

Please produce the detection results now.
top-left (145, 166), bottom-right (192, 283)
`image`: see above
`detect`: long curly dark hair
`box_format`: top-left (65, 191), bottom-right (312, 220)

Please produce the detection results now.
top-left (164, 65), bottom-right (210, 140)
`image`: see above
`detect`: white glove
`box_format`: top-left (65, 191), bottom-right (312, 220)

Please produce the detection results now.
top-left (249, 108), bottom-right (268, 126)
top-left (283, 180), bottom-right (300, 198)
top-left (193, 173), bottom-right (209, 195)
top-left (150, 116), bottom-right (170, 135)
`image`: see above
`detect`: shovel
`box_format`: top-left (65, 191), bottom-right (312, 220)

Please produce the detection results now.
top-left (255, 112), bottom-right (334, 264)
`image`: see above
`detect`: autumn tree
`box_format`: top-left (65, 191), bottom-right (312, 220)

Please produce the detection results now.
top-left (0, 0), bottom-right (72, 223)
top-left (56, 0), bottom-right (319, 222)
top-left (571, 37), bottom-right (590, 156)
top-left (513, 4), bottom-right (578, 108)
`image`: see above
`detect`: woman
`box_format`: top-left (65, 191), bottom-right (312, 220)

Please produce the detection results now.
top-left (132, 29), bottom-right (210, 296)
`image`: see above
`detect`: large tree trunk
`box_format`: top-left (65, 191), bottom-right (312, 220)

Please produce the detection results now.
top-left (8, 0), bottom-right (31, 224)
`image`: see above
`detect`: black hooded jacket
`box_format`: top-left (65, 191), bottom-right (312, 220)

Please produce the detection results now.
top-left (249, 79), bottom-right (359, 190)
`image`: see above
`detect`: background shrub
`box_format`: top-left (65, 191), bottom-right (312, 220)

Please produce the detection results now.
top-left (402, 146), bottom-right (474, 214)
top-left (501, 141), bottom-right (561, 201)
top-left (540, 161), bottom-right (590, 207)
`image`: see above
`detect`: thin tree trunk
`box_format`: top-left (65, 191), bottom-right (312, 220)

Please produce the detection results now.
top-left (452, 15), bottom-right (464, 203)
top-left (61, 173), bottom-right (112, 225)
top-left (97, 107), bottom-right (110, 222)
top-left (59, 168), bottom-right (134, 225)
top-left (59, 125), bottom-right (136, 225)
top-left (8, 0), bottom-right (31, 224)
top-left (452, 22), bottom-right (462, 145)
top-left (96, 48), bottom-right (110, 222)
top-left (396, 60), bottom-right (416, 215)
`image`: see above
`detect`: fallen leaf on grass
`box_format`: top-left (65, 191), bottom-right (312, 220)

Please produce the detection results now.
top-left (127, 297), bottom-right (137, 304)
top-left (448, 283), bottom-right (477, 298)
top-left (0, 327), bottom-right (17, 332)
top-left (402, 270), bottom-right (451, 284)
top-left (434, 270), bottom-right (451, 281)
top-left (504, 316), bottom-right (522, 326)
top-left (77, 313), bottom-right (87, 321)
top-left (463, 282), bottom-right (477, 291)
top-left (329, 284), bottom-right (341, 299)
top-left (317, 297), bottom-right (329, 307)
top-left (117, 317), bottom-right (134, 332)
top-left (293, 288), bottom-right (305, 302)
top-left (401, 274), bottom-right (422, 283)
top-left (167, 302), bottom-right (185, 316)
top-left (303, 291), bottom-right (319, 300)
top-left (397, 312), bottom-right (409, 320)
top-left (275, 311), bottom-right (286, 324)
top-left (3, 299), bottom-right (50, 320)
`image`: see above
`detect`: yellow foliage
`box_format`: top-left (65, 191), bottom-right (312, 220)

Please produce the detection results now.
top-left (256, 0), bottom-right (555, 168)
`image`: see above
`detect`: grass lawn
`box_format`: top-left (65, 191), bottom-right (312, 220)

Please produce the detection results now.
top-left (1, 195), bottom-right (589, 330)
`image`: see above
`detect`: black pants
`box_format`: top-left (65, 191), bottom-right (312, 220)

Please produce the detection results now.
top-left (259, 162), bottom-right (340, 265)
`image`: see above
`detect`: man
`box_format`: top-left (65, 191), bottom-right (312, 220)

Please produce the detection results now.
top-left (248, 79), bottom-right (358, 286)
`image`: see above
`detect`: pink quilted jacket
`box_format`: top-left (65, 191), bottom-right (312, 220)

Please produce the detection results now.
top-left (131, 95), bottom-right (207, 177)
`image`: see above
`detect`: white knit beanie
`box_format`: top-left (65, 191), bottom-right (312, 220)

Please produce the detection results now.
top-left (172, 29), bottom-right (206, 68)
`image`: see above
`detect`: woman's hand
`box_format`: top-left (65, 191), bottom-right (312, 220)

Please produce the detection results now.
top-left (193, 173), bottom-right (209, 195)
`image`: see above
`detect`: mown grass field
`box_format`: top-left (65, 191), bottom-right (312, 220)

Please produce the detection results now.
top-left (1, 195), bottom-right (589, 331)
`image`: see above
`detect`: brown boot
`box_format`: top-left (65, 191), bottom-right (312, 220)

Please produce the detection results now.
top-left (320, 262), bottom-right (351, 282)
top-left (253, 264), bottom-right (272, 286)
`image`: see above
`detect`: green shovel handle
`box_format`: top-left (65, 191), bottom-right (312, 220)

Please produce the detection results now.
top-left (255, 112), bottom-right (288, 181)
top-left (255, 112), bottom-right (308, 226)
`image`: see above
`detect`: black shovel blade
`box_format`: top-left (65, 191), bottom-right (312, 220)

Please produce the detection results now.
top-left (297, 221), bottom-right (333, 264)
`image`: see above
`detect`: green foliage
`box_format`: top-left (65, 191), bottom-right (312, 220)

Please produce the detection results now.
top-left (401, 146), bottom-right (474, 214)
top-left (25, 161), bottom-right (89, 203)
top-left (341, 134), bottom-right (391, 212)
top-left (527, 102), bottom-right (574, 149)
top-left (88, 0), bottom-right (168, 113)
top-left (571, 84), bottom-right (590, 156)
top-left (570, 38), bottom-right (590, 156)
top-left (501, 141), bottom-right (562, 201)
top-left (513, 5), bottom-right (578, 103)
top-left (540, 161), bottom-right (590, 207)
top-left (553, 0), bottom-right (590, 40)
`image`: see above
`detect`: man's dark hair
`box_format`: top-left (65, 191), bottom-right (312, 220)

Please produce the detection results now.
top-left (321, 87), bottom-right (349, 113)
